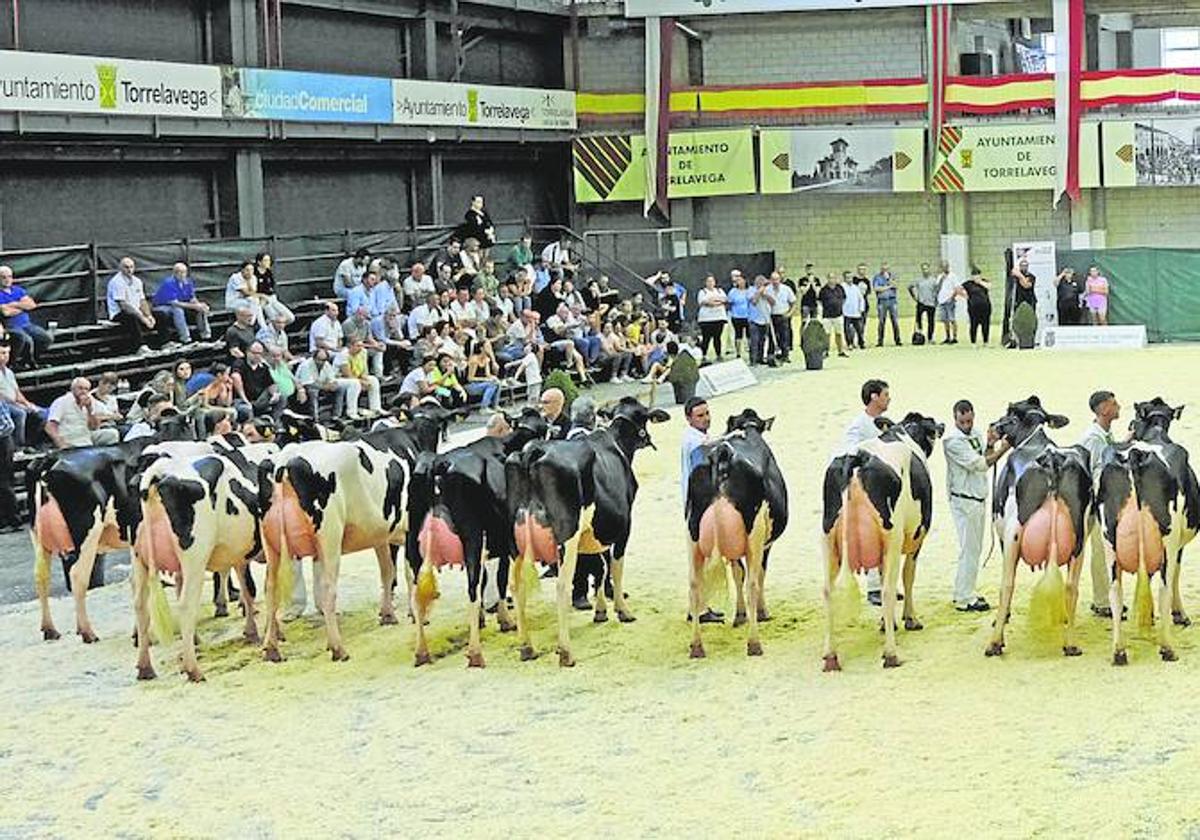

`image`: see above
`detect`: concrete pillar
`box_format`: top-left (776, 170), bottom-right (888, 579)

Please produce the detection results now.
top-left (430, 152), bottom-right (444, 226)
top-left (940, 193), bottom-right (970, 278)
top-left (1070, 189), bottom-right (1106, 249)
top-left (228, 0), bottom-right (259, 66)
top-left (414, 4), bottom-right (439, 81)
top-left (235, 150), bottom-right (266, 237)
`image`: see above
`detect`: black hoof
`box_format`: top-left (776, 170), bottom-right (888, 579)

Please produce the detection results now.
top-left (466, 652), bottom-right (485, 668)
top-left (557, 648), bottom-right (576, 668)
top-left (732, 612), bottom-right (747, 628)
top-left (414, 651), bottom-right (432, 667)
top-left (882, 653), bottom-right (901, 669)
top-left (904, 617), bottom-right (924, 632)
top-left (757, 609), bottom-right (771, 622)
top-left (1063, 645), bottom-right (1083, 657)
top-left (689, 642), bottom-right (705, 659)
top-left (1161, 647), bottom-right (1178, 662)
top-left (42, 627), bottom-right (61, 641)
top-left (214, 605), bottom-right (229, 618)
top-left (747, 640), bottom-right (763, 657)
top-left (822, 654), bottom-right (841, 672)
top-left (379, 613), bottom-right (399, 626)
top-left (985, 642), bottom-right (1004, 657)
top-left (519, 645), bottom-right (537, 662)
top-left (1113, 650), bottom-right (1128, 666)
top-left (617, 610), bottom-right (636, 624)
top-left (1173, 611), bottom-right (1192, 628)
top-left (263, 647), bottom-right (283, 663)
top-left (136, 665), bottom-right (157, 681)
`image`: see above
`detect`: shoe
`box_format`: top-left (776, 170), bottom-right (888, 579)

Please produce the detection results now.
top-left (867, 591), bottom-right (905, 606)
top-left (572, 596), bottom-right (592, 611)
top-left (955, 597), bottom-right (991, 612)
top-left (136, 345), bottom-right (152, 355)
top-left (687, 609), bottom-right (725, 624)
top-left (541, 565), bottom-right (559, 579)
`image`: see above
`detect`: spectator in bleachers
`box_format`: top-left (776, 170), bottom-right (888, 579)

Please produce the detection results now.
top-left (232, 341), bottom-right (284, 423)
top-left (541, 234), bottom-right (577, 277)
top-left (171, 360), bottom-right (194, 409)
top-left (432, 261), bottom-right (456, 295)
top-left (598, 321), bottom-right (635, 383)
top-left (0, 265), bottom-right (54, 369)
top-left (267, 344), bottom-right (306, 415)
top-left (507, 232), bottom-right (534, 275)
top-left (106, 256), bottom-right (156, 355)
top-left (464, 339), bottom-right (501, 410)
top-left (152, 262), bottom-right (212, 345)
top-left (309, 300), bottom-right (344, 355)
top-left (256, 312), bottom-right (293, 361)
top-left (548, 303), bottom-right (601, 367)
top-left (125, 370), bottom-right (174, 425)
top-left (224, 303), bottom-right (259, 361)
top-left (460, 238), bottom-right (483, 285)
top-left (0, 391), bottom-right (17, 532)
top-left (255, 252), bottom-right (295, 326)
top-left (225, 260), bottom-right (263, 326)
top-left (412, 325), bottom-right (441, 366)
top-left (403, 262), bottom-right (435, 306)
top-left (351, 270), bottom-right (399, 321)
top-left (461, 195), bottom-right (496, 252)
top-left (185, 363), bottom-right (236, 418)
top-left (333, 247), bottom-right (370, 300)
top-left (406, 291), bottom-right (445, 340)
top-left (0, 342), bottom-right (45, 450)
top-left (334, 336), bottom-right (381, 419)
top-left (372, 304), bottom-right (412, 375)
top-left (295, 346), bottom-right (342, 420)
top-left (45, 377), bottom-right (120, 449)
top-left (430, 353), bottom-right (468, 409)
top-left (532, 257), bottom-right (552, 294)
top-left (90, 372), bottom-right (124, 436)
top-left (476, 258), bottom-right (500, 297)
top-left (494, 281), bottom-right (516, 321)
top-left (534, 275), bottom-right (565, 321)
top-left (122, 393), bottom-right (174, 442)
top-left (449, 288), bottom-right (480, 337)
top-left (400, 356), bottom-right (437, 403)
top-left (432, 238), bottom-right (466, 288)
top-left (561, 279), bottom-right (585, 312)
top-left (512, 269), bottom-right (533, 314)
top-left (344, 304), bottom-right (385, 377)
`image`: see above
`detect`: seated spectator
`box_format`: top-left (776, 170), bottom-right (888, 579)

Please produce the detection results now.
top-left (0, 265), bottom-right (54, 368)
top-left (90, 372), bottom-right (124, 435)
top-left (123, 394), bottom-right (174, 442)
top-left (541, 235), bottom-right (577, 277)
top-left (461, 195), bottom-right (496, 251)
top-left (105, 256), bottom-right (156, 355)
top-left (512, 268), bottom-right (533, 314)
top-left (309, 300), bottom-right (344, 354)
top-left (494, 281), bottom-right (516, 321)
top-left (508, 232), bottom-right (534, 275)
top-left (296, 347), bottom-right (344, 421)
top-left (475, 259), bottom-right (500, 297)
top-left (399, 356), bottom-right (437, 403)
top-left (200, 407), bottom-right (236, 438)
top-left (449, 288), bottom-right (481, 337)
top-left (371, 304), bottom-right (412, 375)
top-left (598, 321), bottom-right (635, 383)
top-left (256, 312), bottom-right (293, 360)
top-left (125, 370), bottom-right (174, 425)
top-left (343, 304), bottom-right (385, 377)
top-left (460, 238), bottom-right (483, 283)
top-left (412, 325), bottom-right (441, 366)
top-left (255, 252), bottom-right (294, 326)
top-left (185, 363), bottom-right (236, 417)
top-left (562, 280), bottom-right (585, 312)
top-left (403, 262), bottom-right (435, 306)
top-left (232, 341), bottom-right (284, 423)
top-left (429, 353), bottom-right (468, 409)
top-left (225, 260), bottom-right (263, 326)
top-left (45, 377), bottom-right (119, 448)
top-left (406, 292), bottom-right (445, 340)
top-left (171, 360), bottom-right (194, 409)
top-left (547, 303), bottom-right (600, 368)
top-left (333, 336), bottom-right (381, 419)
top-left (0, 342), bottom-right (46, 449)
top-left (431, 238), bottom-right (466, 287)
top-left (333, 248), bottom-right (370, 300)
top-left (532, 258), bottom-right (552, 295)
top-left (266, 344), bottom-right (306, 415)
top-left (152, 262), bottom-right (211, 345)
top-left (223, 304), bottom-right (259, 361)
top-left (0, 391), bottom-right (17, 531)
top-left (431, 261), bottom-right (456, 295)
top-left (464, 340), bottom-right (501, 411)
top-left (534, 276), bottom-right (565, 321)
top-left (642, 340), bottom-right (681, 385)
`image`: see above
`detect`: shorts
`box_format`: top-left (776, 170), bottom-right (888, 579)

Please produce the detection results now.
top-left (823, 316), bottom-right (844, 336)
top-left (731, 317), bottom-right (748, 339)
top-left (937, 301), bottom-right (957, 322)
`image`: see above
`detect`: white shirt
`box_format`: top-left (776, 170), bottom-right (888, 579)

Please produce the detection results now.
top-left (841, 282), bottom-right (865, 318)
top-left (937, 273), bottom-right (962, 305)
top-left (47, 394), bottom-right (94, 448)
top-left (308, 315), bottom-right (343, 353)
top-left (943, 424), bottom-right (989, 500)
top-left (399, 367), bottom-right (428, 396)
top-left (696, 287), bottom-right (728, 322)
top-left (837, 411), bottom-right (882, 458)
top-left (681, 425), bottom-right (709, 500)
top-left (225, 272), bottom-right (254, 310)
top-left (542, 242), bottom-right (572, 267)
top-left (106, 272), bottom-right (145, 319)
top-left (334, 257), bottom-right (365, 294)
top-left (403, 274), bottom-right (435, 300)
top-left (769, 283), bottom-right (795, 316)
top-left (295, 357), bottom-right (336, 388)
top-left (123, 421), bottom-right (156, 442)
top-left (450, 299), bottom-right (480, 325)
top-left (1079, 420), bottom-right (1114, 484)
top-left (0, 366), bottom-right (18, 401)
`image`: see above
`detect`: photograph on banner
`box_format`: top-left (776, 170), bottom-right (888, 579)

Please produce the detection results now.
top-left (573, 128), bottom-right (756, 203)
top-left (1013, 240), bottom-right (1058, 342)
top-left (222, 68), bottom-right (393, 123)
top-left (759, 126), bottom-right (924, 194)
top-left (931, 122), bottom-right (1100, 192)
top-left (0, 49), bottom-right (221, 118)
top-left (1101, 119), bottom-right (1200, 187)
top-left (392, 80), bottom-right (575, 130)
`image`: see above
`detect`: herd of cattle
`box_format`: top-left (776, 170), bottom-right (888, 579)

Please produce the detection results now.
top-left (26, 391), bottom-right (1199, 681)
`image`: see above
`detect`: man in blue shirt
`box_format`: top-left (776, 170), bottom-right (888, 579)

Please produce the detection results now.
top-left (872, 262), bottom-right (903, 347)
top-left (747, 274), bottom-right (776, 367)
top-left (0, 265), bottom-right (54, 369)
top-left (681, 397), bottom-right (723, 624)
top-left (152, 262), bottom-right (212, 344)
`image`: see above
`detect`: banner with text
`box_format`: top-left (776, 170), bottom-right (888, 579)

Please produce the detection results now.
top-left (222, 68), bottom-right (393, 123)
top-left (573, 128), bottom-right (756, 203)
top-left (760, 126), bottom-right (925, 194)
top-left (931, 122), bottom-right (1100, 192)
top-left (1101, 118), bottom-right (1200, 187)
top-left (392, 79), bottom-right (575, 129)
top-left (0, 49), bottom-right (221, 118)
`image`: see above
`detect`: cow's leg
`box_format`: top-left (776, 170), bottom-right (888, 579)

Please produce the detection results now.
top-left (71, 521), bottom-right (104, 643)
top-left (214, 570), bottom-right (230, 618)
top-left (881, 539), bottom-right (902, 668)
top-left (757, 548), bottom-right (771, 622)
top-left (512, 546), bottom-right (536, 661)
top-left (731, 559), bottom-right (747, 627)
top-left (238, 564), bottom-right (259, 645)
top-left (465, 543), bottom-right (486, 668)
top-left (820, 532), bottom-right (841, 672)
top-left (261, 547), bottom-right (285, 662)
top-left (1171, 549), bottom-right (1190, 626)
top-left (592, 553), bottom-right (610, 623)
top-left (986, 533), bottom-right (1020, 657)
top-left (688, 541), bottom-right (706, 658)
top-left (611, 553), bottom-right (635, 623)
top-left (744, 508), bottom-right (769, 656)
top-left (133, 558), bottom-right (155, 680)
top-left (557, 532), bottom-right (582, 668)
top-left (1159, 550), bottom-right (1178, 662)
top-left (1062, 555), bottom-right (1084, 656)
top-left (375, 544), bottom-right (398, 626)
top-left (317, 538), bottom-right (348, 662)
top-left (412, 556), bottom-right (434, 666)
top-left (178, 563), bottom-right (207, 682)
top-left (901, 551), bottom-right (922, 631)
top-left (33, 533), bottom-right (60, 641)
top-left (494, 555), bottom-right (516, 633)
top-left (1110, 571), bottom-right (1127, 665)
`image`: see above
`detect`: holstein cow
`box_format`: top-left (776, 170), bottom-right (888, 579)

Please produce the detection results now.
top-left (258, 407), bottom-right (454, 662)
top-left (407, 407), bottom-right (550, 667)
top-left (986, 396), bottom-right (1092, 658)
top-left (685, 408), bottom-right (788, 659)
top-left (131, 442), bottom-right (279, 681)
top-left (29, 415), bottom-right (193, 643)
top-left (1098, 397), bottom-right (1200, 664)
top-left (506, 397), bottom-right (669, 666)
top-left (820, 412), bottom-right (943, 670)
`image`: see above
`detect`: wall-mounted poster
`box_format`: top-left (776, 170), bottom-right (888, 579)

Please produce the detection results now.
top-left (759, 126), bottom-right (925, 194)
top-left (931, 123), bottom-right (1100, 192)
top-left (1102, 118), bottom-right (1200, 187)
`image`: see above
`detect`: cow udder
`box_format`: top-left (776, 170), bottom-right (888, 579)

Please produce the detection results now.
top-left (262, 488), bottom-right (320, 560)
top-left (1114, 498), bottom-right (1166, 575)
top-left (698, 496), bottom-right (748, 561)
top-left (419, 513), bottom-right (465, 569)
top-left (34, 498), bottom-right (75, 555)
top-left (515, 512), bottom-right (559, 566)
top-left (136, 507), bottom-right (183, 575)
top-left (838, 480), bottom-right (885, 572)
top-left (1020, 498), bottom-right (1077, 569)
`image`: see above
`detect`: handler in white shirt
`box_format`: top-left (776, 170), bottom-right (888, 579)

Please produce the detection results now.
top-left (942, 399), bottom-right (1007, 611)
top-left (1079, 390), bottom-right (1122, 615)
top-left (834, 379), bottom-right (891, 602)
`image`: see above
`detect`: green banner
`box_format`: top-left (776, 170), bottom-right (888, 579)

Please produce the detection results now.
top-left (573, 128), bottom-right (755, 203)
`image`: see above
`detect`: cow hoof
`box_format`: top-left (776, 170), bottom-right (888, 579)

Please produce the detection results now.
top-left (379, 613), bottom-right (399, 627)
top-left (1173, 611), bottom-right (1192, 628)
top-left (593, 611), bottom-right (609, 624)
top-left (904, 617), bottom-right (924, 632)
top-left (689, 642), bottom-right (706, 659)
top-left (185, 669), bottom-right (206, 683)
top-left (519, 645), bottom-right (538, 662)
top-left (557, 648), bottom-right (576, 668)
top-left (214, 605), bottom-right (229, 618)
top-left (414, 651), bottom-right (432, 667)
top-left (1063, 645), bottom-right (1083, 657)
top-left (617, 610), bottom-right (637, 624)
top-left (275, 629), bottom-right (287, 643)
top-left (263, 647), bottom-right (283, 663)
top-left (42, 627), bottom-right (60, 641)
top-left (822, 654), bottom-right (841, 672)
top-left (882, 653), bottom-right (902, 669)
top-left (330, 647), bottom-right (350, 662)
top-left (747, 640), bottom-right (764, 657)
top-left (984, 642), bottom-right (1004, 658)
top-left (136, 665), bottom-right (157, 681)
top-left (1161, 647), bottom-right (1178, 662)
top-left (80, 630), bottom-right (99, 644)
top-left (498, 620), bottom-right (517, 633)
top-left (478, 614), bottom-right (486, 630)
top-left (757, 608), bottom-right (772, 622)
top-left (243, 630), bottom-right (261, 646)
top-left (1113, 650), bottom-right (1128, 666)
top-left (732, 612), bottom-right (748, 628)
top-left (466, 652), bottom-right (485, 668)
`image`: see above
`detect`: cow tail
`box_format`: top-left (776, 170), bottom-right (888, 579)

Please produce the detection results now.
top-left (143, 479), bottom-right (176, 645)
top-left (415, 512), bottom-right (440, 613)
top-left (1028, 495), bottom-right (1067, 639)
top-left (829, 476), bottom-right (862, 626)
top-left (1133, 484), bottom-right (1154, 633)
top-left (31, 483), bottom-right (51, 601)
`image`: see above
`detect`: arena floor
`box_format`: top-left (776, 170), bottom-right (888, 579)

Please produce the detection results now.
top-left (5, 344), bottom-right (1200, 838)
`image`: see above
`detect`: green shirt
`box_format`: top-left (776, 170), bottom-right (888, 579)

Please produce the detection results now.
top-left (269, 363), bottom-right (296, 399)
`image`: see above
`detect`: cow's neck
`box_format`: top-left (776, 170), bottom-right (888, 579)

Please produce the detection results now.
top-left (895, 430), bottom-right (929, 463)
top-left (609, 421), bottom-right (640, 463)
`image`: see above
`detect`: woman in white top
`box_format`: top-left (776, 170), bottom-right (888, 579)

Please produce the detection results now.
top-left (225, 260), bottom-right (263, 326)
top-left (695, 273), bottom-right (728, 360)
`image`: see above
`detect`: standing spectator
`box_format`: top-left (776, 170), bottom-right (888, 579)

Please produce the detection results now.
top-left (695, 274), bottom-right (728, 361)
top-left (1010, 258), bottom-right (1037, 312)
top-left (0, 265), bottom-right (54, 368)
top-left (461, 195), bottom-right (496, 251)
top-left (333, 247), bottom-right (370, 300)
top-left (818, 273), bottom-right (848, 358)
top-left (225, 260), bottom-right (263, 326)
top-left (1054, 267), bottom-right (1084, 327)
top-left (508, 232), bottom-right (535, 275)
top-left (1084, 265), bottom-right (1109, 326)
top-left (45, 377), bottom-right (119, 448)
top-left (748, 274), bottom-right (774, 367)
top-left (223, 304), bottom-right (259, 361)
top-left (295, 347), bottom-right (344, 420)
top-left (343, 305), bottom-right (385, 377)
top-left (403, 262), bottom-right (435, 305)
top-left (798, 264), bottom-right (820, 323)
top-left (726, 270), bottom-right (751, 360)
top-left (0, 343), bottom-right (45, 449)
top-left (255, 252), bottom-right (295, 326)
top-left (836, 378), bottom-right (891, 605)
top-left (936, 260), bottom-right (963, 345)
top-left (232, 341), bottom-right (284, 422)
top-left (963, 267), bottom-right (993, 344)
top-left (907, 262), bottom-right (939, 344)
top-left (841, 271), bottom-right (867, 350)
top-left (0, 389), bottom-right (17, 531)
top-left (105, 256), bottom-right (156, 355)
top-left (334, 336), bottom-right (382, 418)
top-left (852, 263), bottom-right (872, 325)
top-left (872, 263), bottom-right (902, 347)
top-left (768, 271), bottom-right (796, 362)
top-left (309, 300), bottom-right (344, 354)
top-left (464, 340), bottom-right (501, 410)
top-left (152, 262), bottom-right (212, 345)
top-left (539, 387), bottom-right (570, 439)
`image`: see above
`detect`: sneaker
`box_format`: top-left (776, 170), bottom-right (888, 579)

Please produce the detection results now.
top-left (136, 345), bottom-right (152, 355)
top-left (867, 591), bottom-right (905, 606)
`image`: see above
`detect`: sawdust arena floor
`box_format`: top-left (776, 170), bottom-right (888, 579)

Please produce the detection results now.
top-left (4, 344), bottom-right (1200, 838)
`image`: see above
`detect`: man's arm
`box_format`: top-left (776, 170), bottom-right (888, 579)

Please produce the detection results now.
top-left (44, 419), bottom-right (66, 449)
top-left (231, 372), bottom-right (249, 402)
top-left (943, 435), bottom-right (988, 472)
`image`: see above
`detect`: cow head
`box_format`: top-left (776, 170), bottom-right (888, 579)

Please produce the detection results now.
top-left (1131, 397), bottom-right (1183, 440)
top-left (276, 411), bottom-right (336, 445)
top-left (991, 396), bottom-right (1068, 446)
top-left (407, 404), bottom-right (463, 451)
top-left (892, 412), bottom-right (945, 457)
top-left (604, 396), bottom-right (670, 455)
top-left (505, 407), bottom-right (550, 450)
top-left (157, 411), bottom-right (197, 442)
top-left (726, 408), bottom-right (774, 435)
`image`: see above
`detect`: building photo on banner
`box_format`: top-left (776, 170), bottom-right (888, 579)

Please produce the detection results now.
top-left (759, 126), bottom-right (925, 194)
top-left (1102, 117), bottom-right (1200, 187)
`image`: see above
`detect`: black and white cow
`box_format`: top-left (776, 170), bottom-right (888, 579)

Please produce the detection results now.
top-left (407, 408), bottom-right (550, 667)
top-left (685, 408), bottom-right (788, 659)
top-left (1098, 397), bottom-right (1200, 664)
top-left (506, 397), bottom-right (670, 666)
top-left (820, 412), bottom-right (943, 670)
top-left (986, 396), bottom-right (1092, 658)
top-left (257, 408), bottom-right (454, 662)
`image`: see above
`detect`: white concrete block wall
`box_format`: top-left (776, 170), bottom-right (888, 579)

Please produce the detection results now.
top-left (1105, 187), bottom-right (1200, 247)
top-left (967, 192), bottom-right (1072, 284)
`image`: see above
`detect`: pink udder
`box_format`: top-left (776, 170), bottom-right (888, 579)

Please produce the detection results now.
top-left (35, 497), bottom-right (75, 555)
top-left (698, 497), bottom-right (748, 561)
top-left (136, 509), bottom-right (181, 574)
top-left (515, 513), bottom-right (559, 566)
top-left (262, 489), bottom-right (319, 560)
top-left (842, 481), bottom-right (884, 572)
top-left (420, 514), bottom-right (465, 569)
top-left (1020, 499), bottom-right (1077, 569)
top-left (1114, 501), bottom-right (1165, 575)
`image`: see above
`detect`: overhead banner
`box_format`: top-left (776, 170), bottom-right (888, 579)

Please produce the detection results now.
top-left (392, 79), bottom-right (575, 130)
top-left (759, 127), bottom-right (925, 194)
top-left (573, 128), bottom-right (755, 203)
top-left (931, 122), bottom-right (1100, 192)
top-left (222, 68), bottom-right (393, 123)
top-left (1102, 118), bottom-right (1200, 187)
top-left (625, 0), bottom-right (1002, 14)
top-left (0, 49), bottom-right (221, 118)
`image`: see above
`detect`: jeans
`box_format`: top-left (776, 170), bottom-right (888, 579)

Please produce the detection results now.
top-left (465, 380), bottom-right (500, 409)
top-left (844, 315), bottom-right (866, 349)
top-left (876, 297), bottom-right (901, 346)
top-left (572, 335), bottom-right (602, 364)
top-left (6, 322), bottom-right (53, 367)
top-left (915, 302), bottom-right (935, 340)
top-left (770, 314), bottom-right (792, 358)
top-left (154, 305), bottom-right (211, 344)
top-left (748, 320), bottom-right (770, 364)
top-left (2, 402), bottom-right (45, 448)
top-left (305, 384), bottom-right (346, 421)
top-left (0, 433), bottom-right (17, 527)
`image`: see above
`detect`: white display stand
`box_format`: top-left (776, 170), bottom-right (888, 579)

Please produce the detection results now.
top-left (697, 359), bottom-right (758, 399)
top-left (1013, 240), bottom-right (1059, 343)
top-left (1041, 325), bottom-right (1147, 350)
